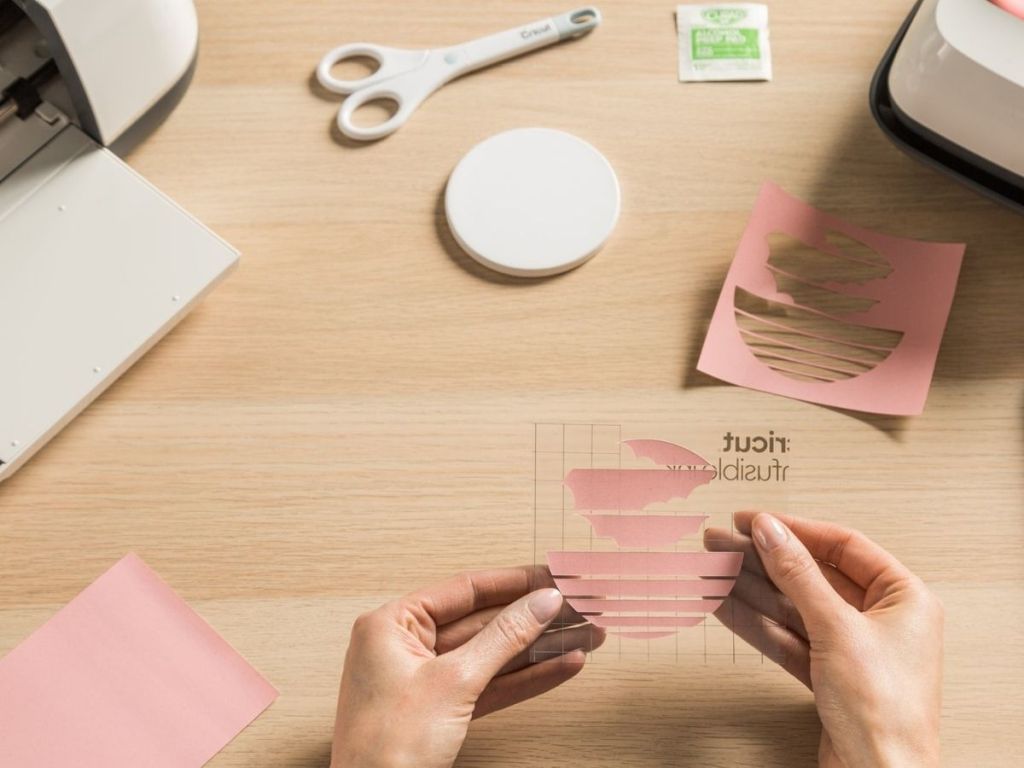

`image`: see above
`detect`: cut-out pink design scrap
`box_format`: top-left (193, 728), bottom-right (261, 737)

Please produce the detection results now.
top-left (697, 181), bottom-right (965, 415)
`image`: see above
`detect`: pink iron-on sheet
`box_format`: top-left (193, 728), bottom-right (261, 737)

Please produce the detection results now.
top-left (548, 551), bottom-right (743, 577)
top-left (580, 514), bottom-right (708, 546)
top-left (589, 616), bottom-right (707, 629)
top-left (697, 182), bottom-right (965, 415)
top-left (564, 439), bottom-right (716, 510)
top-left (0, 554), bottom-right (277, 768)
top-left (564, 468), bottom-right (715, 510)
top-left (553, 577), bottom-right (737, 598)
top-left (621, 439), bottom-right (711, 468)
top-left (569, 598), bottom-right (725, 613)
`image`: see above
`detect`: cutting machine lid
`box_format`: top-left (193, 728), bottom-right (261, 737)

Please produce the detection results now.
top-left (870, 0), bottom-right (1024, 213)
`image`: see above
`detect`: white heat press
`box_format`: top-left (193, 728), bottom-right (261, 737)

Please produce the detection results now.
top-left (870, 0), bottom-right (1024, 211)
top-left (0, 0), bottom-right (238, 482)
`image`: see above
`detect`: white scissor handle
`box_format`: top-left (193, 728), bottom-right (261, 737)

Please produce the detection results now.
top-left (321, 7), bottom-right (602, 141)
top-left (316, 43), bottom-right (429, 95)
top-left (336, 77), bottom-right (434, 141)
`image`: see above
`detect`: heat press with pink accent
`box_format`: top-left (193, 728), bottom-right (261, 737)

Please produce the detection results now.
top-left (871, 0), bottom-right (1024, 212)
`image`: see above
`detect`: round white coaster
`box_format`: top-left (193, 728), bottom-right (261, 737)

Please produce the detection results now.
top-left (445, 128), bottom-right (621, 277)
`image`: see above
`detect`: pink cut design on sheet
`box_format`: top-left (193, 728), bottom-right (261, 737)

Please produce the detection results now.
top-left (548, 551), bottom-right (743, 578)
top-left (696, 181), bottom-right (965, 416)
top-left (581, 514), bottom-right (707, 546)
top-left (553, 577), bottom-right (736, 598)
top-left (563, 439), bottom-right (716, 511)
top-left (621, 439), bottom-right (711, 468)
top-left (0, 554), bottom-right (277, 768)
top-left (564, 468), bottom-right (715, 510)
top-left (589, 615), bottom-right (707, 629)
top-left (549, 437), bottom-right (740, 643)
top-left (568, 598), bottom-right (725, 613)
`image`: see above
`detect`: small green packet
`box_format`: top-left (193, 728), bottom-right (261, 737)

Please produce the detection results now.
top-left (677, 3), bottom-right (772, 82)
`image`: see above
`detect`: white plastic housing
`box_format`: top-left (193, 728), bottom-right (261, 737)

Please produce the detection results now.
top-left (888, 0), bottom-right (1024, 177)
top-left (24, 0), bottom-right (198, 144)
top-left (0, 128), bottom-right (238, 480)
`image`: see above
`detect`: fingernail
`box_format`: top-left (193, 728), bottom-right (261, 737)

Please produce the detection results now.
top-left (528, 588), bottom-right (563, 622)
top-left (754, 515), bottom-right (789, 551)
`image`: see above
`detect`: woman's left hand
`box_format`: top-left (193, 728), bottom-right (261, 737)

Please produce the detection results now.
top-left (331, 565), bottom-right (605, 768)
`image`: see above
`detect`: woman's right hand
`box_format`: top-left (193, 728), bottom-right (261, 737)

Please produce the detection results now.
top-left (705, 511), bottom-right (944, 768)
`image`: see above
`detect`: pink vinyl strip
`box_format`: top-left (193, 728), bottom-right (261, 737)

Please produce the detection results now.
top-left (553, 577), bottom-right (736, 598)
top-left (563, 468), bottom-right (716, 511)
top-left (745, 347), bottom-right (863, 377)
top-left (548, 551), bottom-right (743, 578)
top-left (765, 364), bottom-right (840, 383)
top-left (748, 292), bottom-right (891, 336)
top-left (734, 307), bottom-right (894, 353)
top-left (612, 630), bottom-right (678, 640)
top-left (622, 439), bottom-right (712, 467)
top-left (764, 262), bottom-right (881, 297)
top-left (991, 0), bottom-right (1024, 19)
top-left (823, 232), bottom-right (895, 269)
top-left (567, 598), bottom-right (724, 614)
top-left (580, 514), bottom-right (708, 547)
top-left (738, 327), bottom-right (877, 367)
top-left (589, 615), bottom-right (706, 628)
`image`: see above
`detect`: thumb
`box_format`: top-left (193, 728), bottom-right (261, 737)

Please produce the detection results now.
top-left (446, 588), bottom-right (563, 691)
top-left (751, 513), bottom-right (846, 636)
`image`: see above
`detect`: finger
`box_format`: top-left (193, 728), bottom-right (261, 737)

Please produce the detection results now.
top-left (819, 561), bottom-right (866, 610)
top-left (445, 588), bottom-right (564, 688)
top-left (749, 513), bottom-right (848, 635)
top-left (435, 606), bottom-right (503, 654)
top-left (499, 624), bottom-right (606, 675)
top-left (729, 567), bottom-right (807, 639)
top-left (735, 511), bottom-right (913, 594)
top-left (473, 650), bottom-right (587, 718)
top-left (704, 527), bottom-right (767, 578)
top-left (405, 565), bottom-right (554, 627)
top-left (709, 524), bottom-right (866, 611)
top-left (435, 600), bottom-right (587, 655)
top-left (714, 596), bottom-right (811, 689)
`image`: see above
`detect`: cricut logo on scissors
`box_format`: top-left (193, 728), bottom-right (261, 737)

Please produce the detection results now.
top-left (520, 22), bottom-right (553, 39)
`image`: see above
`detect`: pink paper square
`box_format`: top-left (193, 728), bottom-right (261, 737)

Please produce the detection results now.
top-left (697, 182), bottom-right (965, 415)
top-left (0, 554), bottom-right (277, 767)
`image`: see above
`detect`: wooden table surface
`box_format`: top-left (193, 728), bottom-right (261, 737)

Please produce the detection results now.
top-left (2, 1), bottom-right (1022, 765)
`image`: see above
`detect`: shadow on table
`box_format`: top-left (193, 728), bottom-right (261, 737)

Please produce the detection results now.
top-left (432, 185), bottom-right (573, 287)
top-left (278, 740), bottom-right (332, 768)
top-left (458, 696), bottom-right (819, 767)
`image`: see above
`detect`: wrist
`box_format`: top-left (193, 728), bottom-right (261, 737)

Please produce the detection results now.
top-left (867, 731), bottom-right (940, 768)
top-left (331, 742), bottom-right (421, 768)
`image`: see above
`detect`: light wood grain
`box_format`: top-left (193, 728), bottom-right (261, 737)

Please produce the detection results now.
top-left (2, 1), bottom-right (1023, 766)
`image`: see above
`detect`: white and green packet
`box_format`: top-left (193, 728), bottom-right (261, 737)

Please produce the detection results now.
top-left (677, 4), bottom-right (772, 82)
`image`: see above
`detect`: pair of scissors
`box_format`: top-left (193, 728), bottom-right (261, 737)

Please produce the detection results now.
top-left (316, 7), bottom-right (602, 141)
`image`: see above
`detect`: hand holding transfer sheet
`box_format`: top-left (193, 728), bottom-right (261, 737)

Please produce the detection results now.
top-left (329, 513), bottom-right (942, 768)
top-left (705, 512), bottom-right (944, 767)
top-left (331, 566), bottom-right (603, 767)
